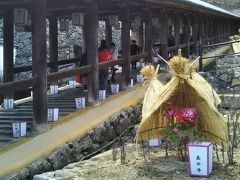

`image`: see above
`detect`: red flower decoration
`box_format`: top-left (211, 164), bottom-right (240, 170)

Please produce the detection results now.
top-left (164, 108), bottom-right (177, 119)
top-left (174, 108), bottom-right (197, 123)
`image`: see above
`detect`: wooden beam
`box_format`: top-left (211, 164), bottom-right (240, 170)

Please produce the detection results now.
top-left (49, 15), bottom-right (58, 73)
top-left (121, 0), bottom-right (130, 89)
top-left (85, 0), bottom-right (99, 103)
top-left (32, 0), bottom-right (48, 126)
top-left (0, 77), bottom-right (37, 96)
top-left (3, 10), bottom-right (14, 97)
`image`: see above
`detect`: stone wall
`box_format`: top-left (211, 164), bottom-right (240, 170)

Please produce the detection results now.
top-left (3, 103), bottom-right (142, 180)
top-left (207, 55), bottom-right (240, 90)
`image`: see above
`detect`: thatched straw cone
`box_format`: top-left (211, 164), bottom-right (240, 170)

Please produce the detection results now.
top-left (140, 65), bottom-right (163, 125)
top-left (136, 50), bottom-right (228, 146)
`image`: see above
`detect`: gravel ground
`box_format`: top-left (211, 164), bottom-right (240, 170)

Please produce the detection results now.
top-left (35, 144), bottom-right (240, 180)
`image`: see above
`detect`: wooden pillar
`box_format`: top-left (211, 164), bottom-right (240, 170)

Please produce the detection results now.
top-left (208, 18), bottom-right (213, 44)
top-left (121, 0), bottom-right (130, 88)
top-left (3, 11), bottom-right (14, 91)
top-left (160, 13), bottom-right (168, 60)
top-left (138, 18), bottom-right (144, 51)
top-left (32, 0), bottom-right (48, 126)
top-left (198, 17), bottom-right (204, 72)
top-left (49, 15), bottom-right (58, 73)
top-left (204, 17), bottom-right (209, 46)
top-left (146, 11), bottom-right (153, 63)
top-left (192, 16), bottom-right (198, 55)
top-left (85, 0), bottom-right (99, 102)
top-left (217, 20), bottom-right (221, 43)
top-left (183, 16), bottom-right (190, 58)
top-left (174, 14), bottom-right (180, 49)
top-left (105, 19), bottom-right (112, 47)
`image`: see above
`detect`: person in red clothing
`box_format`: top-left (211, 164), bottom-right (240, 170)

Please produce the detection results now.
top-left (98, 40), bottom-right (112, 90)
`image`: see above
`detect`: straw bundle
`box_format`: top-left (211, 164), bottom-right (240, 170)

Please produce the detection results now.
top-left (230, 35), bottom-right (240, 53)
top-left (136, 52), bottom-right (228, 146)
top-left (140, 65), bottom-right (163, 123)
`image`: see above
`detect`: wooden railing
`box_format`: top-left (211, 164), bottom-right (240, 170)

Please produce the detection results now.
top-left (0, 53), bottom-right (148, 97)
top-left (0, 76), bottom-right (37, 97)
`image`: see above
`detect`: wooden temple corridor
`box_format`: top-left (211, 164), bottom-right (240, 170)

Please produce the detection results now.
top-left (0, 0), bottom-right (239, 177)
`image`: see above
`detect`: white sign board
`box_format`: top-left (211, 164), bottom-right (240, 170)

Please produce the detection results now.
top-left (3, 99), bottom-right (14, 109)
top-left (136, 74), bottom-right (144, 83)
top-left (50, 85), bottom-right (58, 94)
top-left (130, 79), bottom-right (134, 87)
top-left (48, 108), bottom-right (59, 122)
top-left (69, 80), bottom-right (76, 88)
top-left (148, 139), bottom-right (162, 147)
top-left (187, 141), bottom-right (213, 177)
top-left (75, 97), bottom-right (85, 109)
top-left (12, 122), bottom-right (27, 137)
top-left (99, 90), bottom-right (106, 100)
top-left (111, 84), bottom-right (119, 94)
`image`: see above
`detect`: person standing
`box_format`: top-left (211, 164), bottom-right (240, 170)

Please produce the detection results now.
top-left (98, 40), bottom-right (112, 90)
top-left (130, 40), bottom-right (140, 70)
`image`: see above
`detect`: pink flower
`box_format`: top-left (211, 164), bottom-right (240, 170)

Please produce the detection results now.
top-left (174, 108), bottom-right (197, 123)
top-left (173, 127), bottom-right (180, 134)
top-left (164, 108), bottom-right (177, 119)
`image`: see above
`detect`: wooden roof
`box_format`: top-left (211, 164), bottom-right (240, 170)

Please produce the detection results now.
top-left (0, 0), bottom-right (238, 20)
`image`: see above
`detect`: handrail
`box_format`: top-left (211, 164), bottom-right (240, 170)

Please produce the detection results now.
top-left (14, 58), bottom-right (81, 73)
top-left (47, 65), bottom-right (92, 83)
top-left (13, 54), bottom-right (148, 73)
top-left (0, 76), bottom-right (37, 96)
top-left (0, 53), bottom-right (148, 96)
top-left (203, 40), bottom-right (240, 48)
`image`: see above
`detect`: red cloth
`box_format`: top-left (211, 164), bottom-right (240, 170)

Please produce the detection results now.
top-left (98, 49), bottom-right (112, 63)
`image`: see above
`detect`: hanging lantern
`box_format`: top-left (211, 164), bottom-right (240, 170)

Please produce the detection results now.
top-left (14, 8), bottom-right (28, 25)
top-left (152, 17), bottom-right (159, 27)
top-left (109, 15), bottom-right (118, 27)
top-left (72, 13), bottom-right (84, 26)
top-left (59, 19), bottom-right (69, 32)
top-left (134, 16), bottom-right (141, 27)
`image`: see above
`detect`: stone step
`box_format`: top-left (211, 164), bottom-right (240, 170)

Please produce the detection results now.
top-left (0, 135), bottom-right (17, 142)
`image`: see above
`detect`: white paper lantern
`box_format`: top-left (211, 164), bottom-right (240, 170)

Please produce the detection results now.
top-left (72, 13), bottom-right (84, 26)
top-left (59, 19), bottom-right (69, 32)
top-left (109, 15), bottom-right (118, 27)
top-left (14, 8), bottom-right (28, 25)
